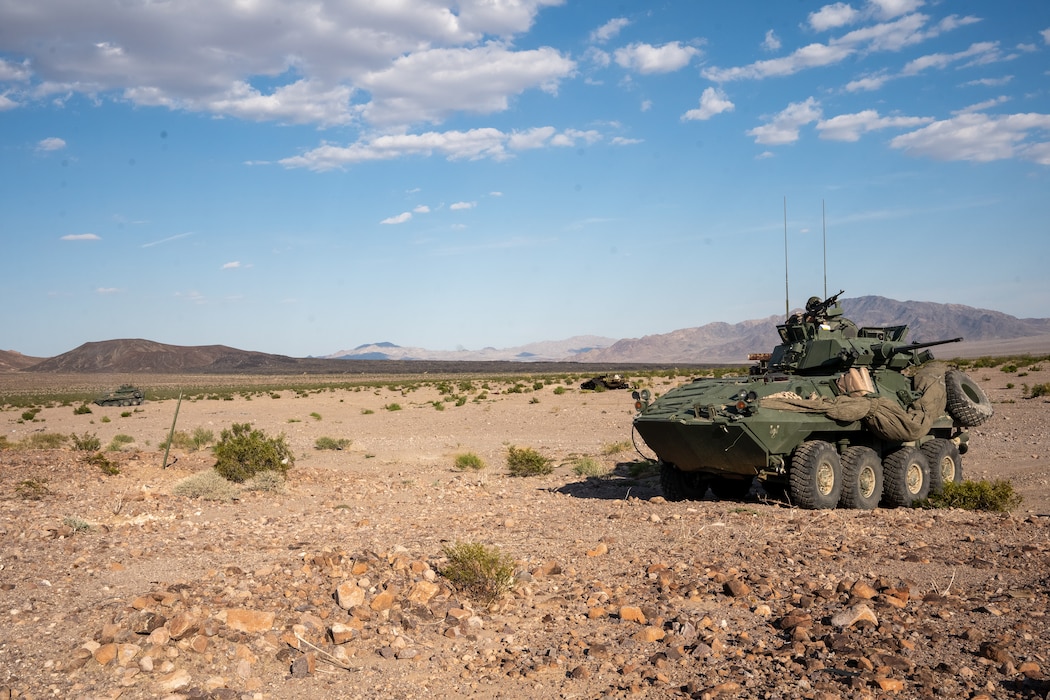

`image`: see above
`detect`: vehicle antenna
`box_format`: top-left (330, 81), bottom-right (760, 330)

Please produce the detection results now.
top-left (822, 199), bottom-right (827, 300)
top-left (783, 196), bottom-right (790, 318)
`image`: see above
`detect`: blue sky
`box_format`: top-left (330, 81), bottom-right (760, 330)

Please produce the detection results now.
top-left (2, 0), bottom-right (1048, 358)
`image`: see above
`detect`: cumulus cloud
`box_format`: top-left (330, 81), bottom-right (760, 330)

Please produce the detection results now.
top-left (0, 1), bottom-right (571, 129)
top-left (681, 87), bottom-right (735, 121)
top-left (450, 201), bottom-right (476, 210)
top-left (381, 212), bottom-right (413, 225)
top-left (222, 261), bottom-right (241, 269)
top-left (747, 98), bottom-right (823, 145)
top-left (614, 42), bottom-right (701, 74)
top-left (36, 137), bottom-right (66, 151)
top-left (280, 126), bottom-right (612, 172)
top-left (60, 233), bottom-right (100, 241)
top-left (1042, 28), bottom-right (1050, 44)
top-left (591, 18), bottom-right (629, 44)
top-left (816, 110), bottom-right (933, 141)
top-left (413, 205), bottom-right (431, 214)
top-left (890, 112), bottom-right (1050, 164)
top-left (762, 30), bottom-right (782, 52)
top-left (808, 3), bottom-right (860, 32)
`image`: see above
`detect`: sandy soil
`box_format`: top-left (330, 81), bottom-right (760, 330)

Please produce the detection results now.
top-left (1, 366), bottom-right (1048, 699)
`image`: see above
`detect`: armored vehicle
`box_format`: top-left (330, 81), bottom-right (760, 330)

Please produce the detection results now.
top-left (581, 374), bottom-right (631, 390)
top-left (94, 384), bottom-right (144, 407)
top-left (631, 292), bottom-right (992, 510)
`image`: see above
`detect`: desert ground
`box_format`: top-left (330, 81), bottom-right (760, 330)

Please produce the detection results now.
top-left (1, 364), bottom-right (1048, 700)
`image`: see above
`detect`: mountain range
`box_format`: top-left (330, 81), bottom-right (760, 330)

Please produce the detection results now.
top-left (3, 296), bottom-right (1049, 374)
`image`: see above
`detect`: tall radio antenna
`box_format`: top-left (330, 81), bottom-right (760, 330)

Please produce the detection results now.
top-left (822, 199), bottom-right (827, 300)
top-left (783, 196), bottom-right (790, 317)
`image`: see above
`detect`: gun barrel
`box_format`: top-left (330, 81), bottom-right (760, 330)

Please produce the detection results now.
top-left (888, 337), bottom-right (964, 354)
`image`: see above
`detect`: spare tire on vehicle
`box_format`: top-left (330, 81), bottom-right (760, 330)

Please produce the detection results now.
top-left (945, 370), bottom-right (993, 427)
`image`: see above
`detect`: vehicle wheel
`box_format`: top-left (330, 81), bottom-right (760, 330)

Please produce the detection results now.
top-left (709, 477), bottom-right (753, 501)
top-left (839, 446), bottom-right (883, 510)
top-left (760, 481), bottom-right (789, 502)
top-left (660, 463), bottom-right (709, 501)
top-left (921, 438), bottom-right (962, 495)
top-left (789, 441), bottom-right (843, 510)
top-left (881, 446), bottom-right (930, 507)
top-left (945, 370), bottom-right (993, 427)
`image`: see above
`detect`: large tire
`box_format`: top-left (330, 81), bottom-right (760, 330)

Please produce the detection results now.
top-left (789, 441), bottom-right (843, 510)
top-left (921, 438), bottom-right (962, 495)
top-left (945, 370), bottom-right (993, 427)
top-left (839, 446), bottom-right (883, 510)
top-left (881, 446), bottom-right (930, 507)
top-left (709, 477), bottom-right (753, 501)
top-left (659, 463), bottom-right (709, 502)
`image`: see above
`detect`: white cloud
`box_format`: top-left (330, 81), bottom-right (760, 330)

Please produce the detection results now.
top-left (450, 201), bottom-right (476, 210)
top-left (60, 233), bottom-right (100, 241)
top-left (413, 205), bottom-right (431, 214)
top-left (902, 42), bottom-right (1000, 75)
top-left (36, 137), bottom-right (66, 152)
top-left (359, 43), bottom-right (574, 125)
top-left (682, 87), bottom-right (735, 121)
top-left (614, 42), bottom-right (701, 75)
top-left (280, 125), bottom-right (608, 171)
top-left (747, 98), bottom-right (823, 145)
top-left (816, 109), bottom-right (933, 141)
top-left (808, 3), bottom-right (860, 32)
top-left (869, 0), bottom-right (924, 20)
top-left (845, 73), bottom-right (891, 91)
top-left (1042, 28), bottom-right (1050, 44)
top-left (591, 18), bottom-right (629, 44)
top-left (762, 30), bottom-right (782, 52)
top-left (890, 112), bottom-right (1050, 164)
top-left (222, 261), bottom-right (241, 269)
top-left (704, 42), bottom-right (854, 82)
top-left (953, 96), bottom-right (1010, 115)
top-left (95, 287), bottom-right (120, 294)
top-left (381, 212), bottom-right (413, 225)
top-left (964, 76), bottom-right (1013, 88)
top-left (0, 1), bottom-right (570, 128)
top-left (0, 93), bottom-right (17, 111)
top-left (142, 232), bottom-right (193, 248)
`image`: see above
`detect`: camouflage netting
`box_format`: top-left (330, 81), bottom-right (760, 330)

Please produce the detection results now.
top-left (759, 363), bottom-right (949, 442)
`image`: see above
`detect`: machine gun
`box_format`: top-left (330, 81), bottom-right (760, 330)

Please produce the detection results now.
top-left (803, 289), bottom-right (845, 321)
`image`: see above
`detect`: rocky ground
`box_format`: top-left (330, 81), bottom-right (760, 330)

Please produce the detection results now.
top-left (1, 365), bottom-right (1048, 700)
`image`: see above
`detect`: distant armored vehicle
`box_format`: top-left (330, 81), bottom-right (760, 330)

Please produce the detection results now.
top-left (581, 374), bottom-right (630, 390)
top-left (94, 384), bottom-right (144, 407)
top-left (632, 291), bottom-right (992, 510)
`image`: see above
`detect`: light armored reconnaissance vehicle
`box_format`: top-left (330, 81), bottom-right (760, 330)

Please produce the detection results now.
top-left (631, 292), bottom-right (993, 510)
top-left (94, 384), bottom-right (145, 407)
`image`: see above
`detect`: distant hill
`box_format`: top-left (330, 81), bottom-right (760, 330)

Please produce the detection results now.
top-left (324, 335), bottom-right (616, 362)
top-left (570, 296), bottom-right (1050, 364)
top-left (24, 339), bottom-right (303, 374)
top-left (9, 297), bottom-right (1050, 373)
top-left (0, 350), bottom-right (44, 372)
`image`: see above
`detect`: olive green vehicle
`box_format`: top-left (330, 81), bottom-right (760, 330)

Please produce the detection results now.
top-left (94, 384), bottom-right (145, 407)
top-left (631, 291), bottom-right (993, 510)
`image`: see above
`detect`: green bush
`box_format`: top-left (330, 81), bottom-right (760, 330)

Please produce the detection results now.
top-left (384, 403), bottom-right (402, 411)
top-left (243, 470), bottom-right (286, 493)
top-left (73, 404), bottom-right (93, 415)
top-left (107, 434), bottom-right (135, 451)
top-left (16, 479), bottom-right (50, 500)
top-left (192, 427), bottom-right (215, 451)
top-left (86, 451), bottom-right (120, 475)
top-left (506, 445), bottom-right (552, 477)
top-left (571, 456), bottom-right (609, 478)
top-left (70, 432), bottom-right (101, 451)
top-left (453, 452), bottom-right (486, 471)
top-left (315, 436), bottom-right (351, 451)
top-left (440, 542), bottom-right (515, 604)
top-left (212, 423), bottom-right (294, 483)
top-left (21, 408), bottom-right (40, 422)
top-left (921, 479), bottom-right (1022, 512)
top-left (20, 432), bottom-right (67, 449)
top-left (1026, 382), bottom-right (1050, 399)
top-left (552, 386), bottom-right (567, 395)
top-left (310, 412), bottom-right (322, 421)
top-left (172, 470), bottom-right (240, 501)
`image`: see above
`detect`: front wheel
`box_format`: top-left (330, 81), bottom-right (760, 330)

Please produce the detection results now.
top-left (789, 441), bottom-right (843, 510)
top-left (839, 446), bottom-right (883, 510)
top-left (709, 477), bottom-right (753, 501)
top-left (659, 463), bottom-right (709, 502)
top-left (921, 438), bottom-right (962, 495)
top-left (882, 446), bottom-right (930, 507)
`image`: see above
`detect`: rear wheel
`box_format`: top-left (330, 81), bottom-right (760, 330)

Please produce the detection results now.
top-left (709, 477), bottom-right (753, 501)
top-left (881, 446), bottom-right (930, 507)
top-left (839, 446), bottom-right (883, 510)
top-left (921, 438), bottom-right (962, 495)
top-left (789, 441), bottom-right (843, 510)
top-left (659, 463), bottom-right (709, 502)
